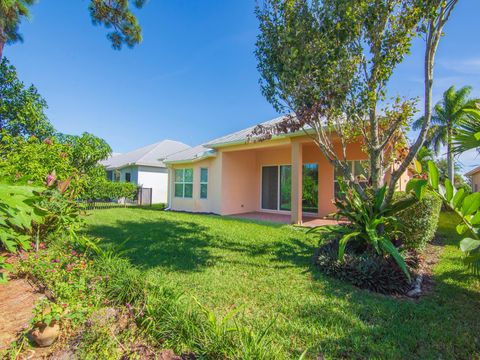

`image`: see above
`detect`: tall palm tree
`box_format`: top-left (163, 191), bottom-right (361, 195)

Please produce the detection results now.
top-left (453, 108), bottom-right (480, 155)
top-left (413, 85), bottom-right (480, 181)
top-left (0, 0), bottom-right (35, 59)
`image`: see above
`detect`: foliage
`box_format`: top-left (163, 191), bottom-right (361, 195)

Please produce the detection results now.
top-left (0, 0), bottom-right (146, 58)
top-left (0, 58), bottom-right (54, 140)
top-left (0, 183), bottom-right (43, 253)
top-left (254, 0), bottom-right (456, 203)
top-left (309, 178), bottom-right (416, 281)
top-left (0, 131), bottom-right (119, 199)
top-left (453, 107), bottom-right (480, 155)
top-left (315, 237), bottom-right (416, 294)
top-left (31, 299), bottom-right (64, 326)
top-left (413, 85), bottom-right (479, 180)
top-left (0, 0), bottom-right (35, 57)
top-left (0, 134), bottom-right (75, 184)
top-left (393, 191), bottom-right (441, 251)
top-left (409, 161), bottom-right (480, 274)
top-left (16, 234), bottom-right (279, 359)
top-left (79, 176), bottom-right (137, 201)
top-left (0, 255), bottom-right (12, 283)
top-left (57, 132), bottom-right (112, 175)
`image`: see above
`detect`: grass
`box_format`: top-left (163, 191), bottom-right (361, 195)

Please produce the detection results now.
top-left (85, 209), bottom-right (480, 359)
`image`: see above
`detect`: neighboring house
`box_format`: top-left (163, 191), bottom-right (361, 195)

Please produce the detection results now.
top-left (465, 166), bottom-right (480, 192)
top-left (164, 116), bottom-right (411, 224)
top-left (101, 140), bottom-right (190, 204)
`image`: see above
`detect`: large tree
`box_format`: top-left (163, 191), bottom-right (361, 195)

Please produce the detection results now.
top-left (0, 0), bottom-right (147, 59)
top-left (413, 85), bottom-right (479, 181)
top-left (0, 57), bottom-right (54, 140)
top-left (254, 0), bottom-right (457, 204)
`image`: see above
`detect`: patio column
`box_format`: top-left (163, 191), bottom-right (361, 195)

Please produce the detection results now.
top-left (291, 141), bottom-right (303, 224)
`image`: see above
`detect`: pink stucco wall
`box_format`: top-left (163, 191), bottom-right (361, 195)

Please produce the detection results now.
top-left (219, 137), bottom-right (369, 216)
top-left (169, 135), bottom-right (412, 217)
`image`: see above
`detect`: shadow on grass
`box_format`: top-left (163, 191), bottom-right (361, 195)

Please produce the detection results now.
top-left (86, 218), bottom-right (220, 272)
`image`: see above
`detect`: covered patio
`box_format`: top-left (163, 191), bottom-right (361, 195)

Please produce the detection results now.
top-left (229, 211), bottom-right (345, 228)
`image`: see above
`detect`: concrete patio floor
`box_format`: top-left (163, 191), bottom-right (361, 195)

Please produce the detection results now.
top-left (229, 211), bottom-right (344, 228)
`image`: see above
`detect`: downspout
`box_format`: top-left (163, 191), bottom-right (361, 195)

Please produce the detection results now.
top-left (165, 166), bottom-right (172, 210)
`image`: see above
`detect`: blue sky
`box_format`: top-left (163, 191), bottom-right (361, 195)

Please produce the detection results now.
top-left (5, 0), bottom-right (480, 172)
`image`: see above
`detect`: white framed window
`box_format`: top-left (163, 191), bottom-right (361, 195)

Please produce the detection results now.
top-left (174, 168), bottom-right (193, 198)
top-left (334, 160), bottom-right (368, 197)
top-left (200, 168), bottom-right (208, 199)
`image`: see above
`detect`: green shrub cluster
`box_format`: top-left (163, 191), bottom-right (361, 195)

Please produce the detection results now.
top-left (79, 178), bottom-right (138, 201)
top-left (315, 238), bottom-right (416, 295)
top-left (393, 191), bottom-right (442, 251)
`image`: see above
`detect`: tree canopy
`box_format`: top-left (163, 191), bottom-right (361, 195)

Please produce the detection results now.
top-left (255, 0), bottom-right (457, 203)
top-left (0, 0), bottom-right (147, 58)
top-left (0, 57), bottom-right (54, 140)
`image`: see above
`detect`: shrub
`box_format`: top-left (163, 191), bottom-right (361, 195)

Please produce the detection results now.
top-left (79, 178), bottom-right (137, 201)
top-left (314, 238), bottom-right (417, 295)
top-left (393, 190), bottom-right (442, 251)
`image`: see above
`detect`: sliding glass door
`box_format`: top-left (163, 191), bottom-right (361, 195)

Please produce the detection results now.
top-left (261, 166), bottom-right (278, 210)
top-left (261, 164), bottom-right (318, 213)
top-left (302, 163), bottom-right (318, 213)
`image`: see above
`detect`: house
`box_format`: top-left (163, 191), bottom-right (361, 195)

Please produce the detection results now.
top-left (164, 116), bottom-right (411, 224)
top-left (101, 140), bottom-right (190, 204)
top-left (465, 166), bottom-right (480, 192)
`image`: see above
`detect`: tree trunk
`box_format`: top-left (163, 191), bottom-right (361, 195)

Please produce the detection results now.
top-left (447, 126), bottom-right (454, 181)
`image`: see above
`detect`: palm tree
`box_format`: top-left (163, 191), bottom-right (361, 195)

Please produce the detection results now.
top-left (413, 85), bottom-right (480, 181)
top-left (453, 108), bottom-right (480, 155)
top-left (0, 0), bottom-right (35, 59)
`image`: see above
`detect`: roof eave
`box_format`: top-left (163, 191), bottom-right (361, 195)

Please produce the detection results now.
top-left (164, 153), bottom-right (217, 165)
top-left (206, 128), bottom-right (314, 149)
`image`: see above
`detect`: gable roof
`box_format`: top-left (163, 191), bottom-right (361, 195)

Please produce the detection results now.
top-left (101, 140), bottom-right (190, 170)
top-left (465, 165), bottom-right (480, 177)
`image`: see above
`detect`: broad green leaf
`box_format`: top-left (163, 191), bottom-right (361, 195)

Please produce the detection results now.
top-left (379, 238), bottom-right (411, 282)
top-left (453, 188), bottom-right (466, 209)
top-left (460, 238), bottom-right (480, 253)
top-left (445, 179), bottom-right (454, 202)
top-left (428, 161), bottom-right (439, 190)
top-left (405, 179), bottom-right (427, 199)
top-left (413, 158), bottom-right (422, 174)
top-left (470, 212), bottom-right (480, 225)
top-left (461, 193), bottom-right (480, 216)
top-left (374, 185), bottom-right (387, 211)
top-left (338, 231), bottom-right (361, 262)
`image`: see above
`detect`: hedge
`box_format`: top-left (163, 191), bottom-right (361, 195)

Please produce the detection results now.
top-left (79, 179), bottom-right (138, 201)
top-left (393, 191), bottom-right (442, 251)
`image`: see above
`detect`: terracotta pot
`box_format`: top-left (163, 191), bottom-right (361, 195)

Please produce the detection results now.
top-left (31, 322), bottom-right (60, 347)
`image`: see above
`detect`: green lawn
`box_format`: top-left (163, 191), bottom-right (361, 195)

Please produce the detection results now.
top-left (85, 209), bottom-right (480, 359)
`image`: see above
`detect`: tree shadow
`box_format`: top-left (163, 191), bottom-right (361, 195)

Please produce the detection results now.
top-left (86, 218), bottom-right (220, 272)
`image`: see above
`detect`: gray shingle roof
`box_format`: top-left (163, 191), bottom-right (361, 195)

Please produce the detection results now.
top-left (101, 140), bottom-right (190, 170)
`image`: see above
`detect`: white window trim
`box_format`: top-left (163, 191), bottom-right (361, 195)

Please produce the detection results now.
top-left (200, 168), bottom-right (208, 199)
top-left (174, 168), bottom-right (193, 198)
